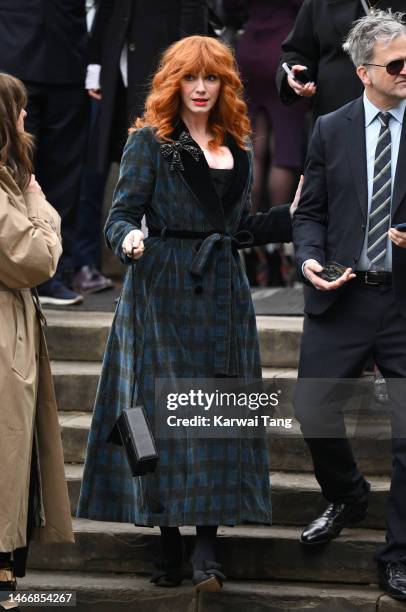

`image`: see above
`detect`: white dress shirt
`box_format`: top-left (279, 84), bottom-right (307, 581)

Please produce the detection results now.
top-left (357, 93), bottom-right (406, 272)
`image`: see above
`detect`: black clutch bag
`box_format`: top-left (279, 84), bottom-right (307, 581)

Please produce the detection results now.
top-left (107, 251), bottom-right (159, 476)
top-left (107, 406), bottom-right (159, 476)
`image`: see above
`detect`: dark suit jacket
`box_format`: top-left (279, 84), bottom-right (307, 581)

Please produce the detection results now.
top-left (276, 0), bottom-right (405, 120)
top-left (88, 0), bottom-right (208, 169)
top-left (0, 0), bottom-right (87, 85)
top-left (293, 96), bottom-right (406, 318)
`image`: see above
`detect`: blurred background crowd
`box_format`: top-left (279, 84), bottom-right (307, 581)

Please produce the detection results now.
top-left (1, 0), bottom-right (399, 305)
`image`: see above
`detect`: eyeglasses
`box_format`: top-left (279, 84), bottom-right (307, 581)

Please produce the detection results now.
top-left (364, 58), bottom-right (406, 76)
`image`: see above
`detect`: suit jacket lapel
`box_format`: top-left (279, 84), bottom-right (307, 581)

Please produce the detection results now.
top-left (326, 0), bottom-right (360, 37)
top-left (345, 97), bottom-right (368, 219)
top-left (170, 120), bottom-right (225, 231)
top-left (391, 108), bottom-right (406, 217)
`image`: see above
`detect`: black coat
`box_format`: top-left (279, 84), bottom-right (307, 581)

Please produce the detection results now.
top-left (293, 96), bottom-right (406, 318)
top-left (88, 0), bottom-right (209, 169)
top-left (276, 0), bottom-right (406, 120)
top-left (0, 0), bottom-right (87, 85)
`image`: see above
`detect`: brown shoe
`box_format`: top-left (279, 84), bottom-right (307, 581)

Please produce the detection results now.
top-left (73, 266), bottom-right (114, 294)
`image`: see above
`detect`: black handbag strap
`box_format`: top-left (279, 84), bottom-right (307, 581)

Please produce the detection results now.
top-left (130, 249), bottom-right (137, 407)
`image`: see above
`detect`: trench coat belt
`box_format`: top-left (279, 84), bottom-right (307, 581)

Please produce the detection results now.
top-left (0, 279), bottom-right (12, 291)
top-left (0, 279), bottom-right (32, 292)
top-left (148, 226), bottom-right (254, 277)
top-left (0, 280), bottom-right (47, 325)
top-left (149, 226), bottom-right (254, 376)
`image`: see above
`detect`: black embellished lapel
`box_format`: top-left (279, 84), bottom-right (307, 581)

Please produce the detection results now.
top-left (167, 120), bottom-right (225, 231)
top-left (326, 0), bottom-right (360, 38)
top-left (345, 97), bottom-right (368, 219)
top-left (223, 134), bottom-right (250, 214)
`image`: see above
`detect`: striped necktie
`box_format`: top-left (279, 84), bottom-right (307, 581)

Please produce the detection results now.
top-left (367, 112), bottom-right (392, 269)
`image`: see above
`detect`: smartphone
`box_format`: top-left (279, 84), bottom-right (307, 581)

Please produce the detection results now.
top-left (314, 261), bottom-right (348, 282)
top-left (282, 62), bottom-right (311, 86)
top-left (392, 223), bottom-right (406, 232)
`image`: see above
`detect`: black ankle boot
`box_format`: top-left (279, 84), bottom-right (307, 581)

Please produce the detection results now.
top-left (150, 533), bottom-right (184, 588)
top-left (150, 558), bottom-right (183, 587)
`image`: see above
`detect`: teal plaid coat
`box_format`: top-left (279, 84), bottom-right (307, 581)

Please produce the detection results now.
top-left (77, 123), bottom-right (292, 526)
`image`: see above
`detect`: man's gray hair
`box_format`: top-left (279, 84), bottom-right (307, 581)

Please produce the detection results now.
top-left (343, 10), bottom-right (406, 68)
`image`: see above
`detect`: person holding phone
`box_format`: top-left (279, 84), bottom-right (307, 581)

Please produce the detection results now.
top-left (292, 11), bottom-right (406, 600)
top-left (276, 0), bottom-right (406, 121)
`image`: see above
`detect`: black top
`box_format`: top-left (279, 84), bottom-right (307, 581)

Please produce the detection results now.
top-left (209, 168), bottom-right (235, 212)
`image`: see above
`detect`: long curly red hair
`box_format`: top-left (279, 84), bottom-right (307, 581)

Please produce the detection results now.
top-left (133, 35), bottom-right (251, 150)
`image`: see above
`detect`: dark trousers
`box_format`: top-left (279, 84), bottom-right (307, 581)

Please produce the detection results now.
top-left (75, 99), bottom-right (108, 270)
top-left (294, 279), bottom-right (406, 563)
top-left (74, 79), bottom-right (129, 269)
top-left (24, 82), bottom-right (88, 272)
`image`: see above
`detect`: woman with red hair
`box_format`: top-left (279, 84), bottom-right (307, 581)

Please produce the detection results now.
top-left (78, 35), bottom-right (301, 591)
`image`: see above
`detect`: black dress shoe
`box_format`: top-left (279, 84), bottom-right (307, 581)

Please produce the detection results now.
top-left (378, 561), bottom-right (406, 600)
top-left (301, 501), bottom-right (368, 546)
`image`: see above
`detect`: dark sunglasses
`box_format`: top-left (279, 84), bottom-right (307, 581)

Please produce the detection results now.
top-left (364, 58), bottom-right (406, 76)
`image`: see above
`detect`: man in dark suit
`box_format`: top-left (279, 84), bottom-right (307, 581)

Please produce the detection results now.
top-left (86, 0), bottom-right (209, 171)
top-left (293, 11), bottom-right (406, 600)
top-left (276, 0), bottom-right (406, 120)
top-left (0, 0), bottom-right (88, 305)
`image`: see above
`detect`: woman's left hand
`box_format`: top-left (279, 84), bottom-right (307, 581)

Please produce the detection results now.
top-left (290, 175), bottom-right (304, 218)
top-left (25, 174), bottom-right (43, 194)
top-left (388, 227), bottom-right (406, 249)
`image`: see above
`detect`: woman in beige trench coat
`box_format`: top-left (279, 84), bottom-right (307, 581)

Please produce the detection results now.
top-left (0, 73), bottom-right (74, 604)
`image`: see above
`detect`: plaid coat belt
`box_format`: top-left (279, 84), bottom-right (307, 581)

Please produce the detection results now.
top-left (149, 226), bottom-right (254, 375)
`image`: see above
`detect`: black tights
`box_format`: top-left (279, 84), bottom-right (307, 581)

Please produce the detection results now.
top-left (159, 525), bottom-right (218, 571)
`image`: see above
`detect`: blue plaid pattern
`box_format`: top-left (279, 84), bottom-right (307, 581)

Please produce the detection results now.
top-left (77, 128), bottom-right (273, 526)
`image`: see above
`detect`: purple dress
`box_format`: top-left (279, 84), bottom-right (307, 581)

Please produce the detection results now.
top-left (236, 0), bottom-right (307, 169)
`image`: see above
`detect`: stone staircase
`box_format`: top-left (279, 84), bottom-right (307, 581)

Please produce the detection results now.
top-left (18, 310), bottom-right (404, 611)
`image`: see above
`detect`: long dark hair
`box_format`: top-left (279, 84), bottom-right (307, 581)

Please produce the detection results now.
top-left (0, 73), bottom-right (33, 190)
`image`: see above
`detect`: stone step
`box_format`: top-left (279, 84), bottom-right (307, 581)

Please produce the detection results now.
top-left (52, 363), bottom-right (294, 414)
top-left (257, 316), bottom-right (303, 368)
top-left (52, 361), bottom-right (101, 412)
top-left (262, 367), bottom-right (383, 416)
top-left (45, 311), bottom-right (303, 368)
top-left (27, 519), bottom-right (386, 585)
top-left (18, 571), bottom-right (403, 612)
top-left (59, 412), bottom-right (90, 463)
top-left (270, 472), bottom-right (388, 530)
top-left (44, 311), bottom-right (112, 362)
top-left (65, 464), bottom-right (83, 517)
top-left (53, 362), bottom-right (384, 421)
top-left (268, 418), bottom-right (392, 475)
top-left (59, 412), bottom-right (393, 475)
top-left (66, 465), bottom-right (390, 530)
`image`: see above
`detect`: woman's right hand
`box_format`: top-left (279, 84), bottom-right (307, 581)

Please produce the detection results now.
top-left (287, 65), bottom-right (317, 98)
top-left (122, 229), bottom-right (145, 259)
top-left (25, 174), bottom-right (43, 194)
